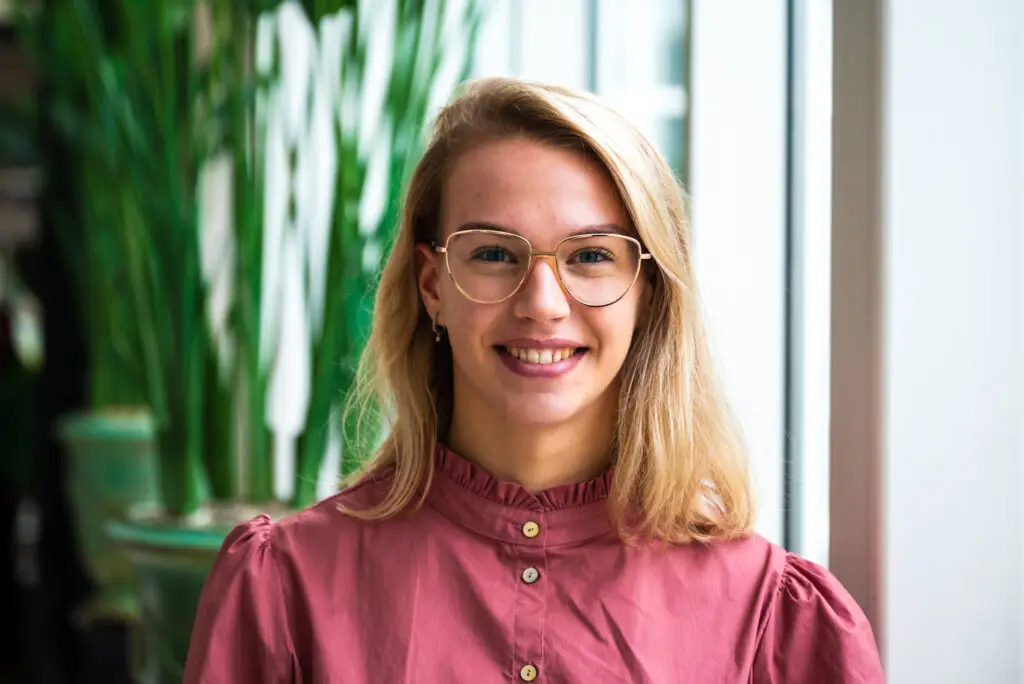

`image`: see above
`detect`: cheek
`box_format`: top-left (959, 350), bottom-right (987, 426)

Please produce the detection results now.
top-left (442, 296), bottom-right (501, 349)
top-left (439, 276), bottom-right (470, 324)
top-left (592, 301), bottom-right (642, 352)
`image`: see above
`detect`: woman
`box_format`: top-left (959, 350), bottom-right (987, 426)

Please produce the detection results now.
top-left (183, 77), bottom-right (884, 683)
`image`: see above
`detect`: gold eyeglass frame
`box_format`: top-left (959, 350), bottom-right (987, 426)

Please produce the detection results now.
top-left (431, 228), bottom-right (653, 308)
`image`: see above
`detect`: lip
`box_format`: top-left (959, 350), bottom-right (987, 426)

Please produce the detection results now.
top-left (496, 338), bottom-right (586, 349)
top-left (496, 346), bottom-right (587, 379)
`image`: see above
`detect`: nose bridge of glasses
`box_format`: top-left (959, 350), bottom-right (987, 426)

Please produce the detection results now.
top-left (505, 250), bottom-right (568, 306)
top-left (522, 250), bottom-right (567, 290)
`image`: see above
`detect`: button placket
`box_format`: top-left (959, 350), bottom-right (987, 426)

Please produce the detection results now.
top-left (512, 513), bottom-right (547, 683)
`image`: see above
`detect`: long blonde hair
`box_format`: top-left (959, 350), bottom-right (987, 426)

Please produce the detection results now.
top-left (340, 77), bottom-right (754, 544)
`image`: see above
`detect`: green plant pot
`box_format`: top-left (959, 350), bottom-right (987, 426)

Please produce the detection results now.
top-left (57, 408), bottom-right (160, 623)
top-left (106, 512), bottom-right (229, 684)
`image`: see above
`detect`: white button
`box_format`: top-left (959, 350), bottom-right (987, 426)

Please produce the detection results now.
top-left (520, 664), bottom-right (538, 681)
top-left (522, 567), bottom-right (540, 584)
top-left (522, 521), bottom-right (540, 538)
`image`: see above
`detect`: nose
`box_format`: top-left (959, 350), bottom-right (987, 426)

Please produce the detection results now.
top-left (512, 255), bottom-right (571, 321)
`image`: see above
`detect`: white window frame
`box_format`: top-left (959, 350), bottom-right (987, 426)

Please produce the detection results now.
top-left (786, 0), bottom-right (834, 566)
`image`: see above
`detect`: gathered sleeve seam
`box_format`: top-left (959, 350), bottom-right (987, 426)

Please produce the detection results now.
top-left (751, 551), bottom-right (789, 662)
top-left (266, 524), bottom-right (298, 680)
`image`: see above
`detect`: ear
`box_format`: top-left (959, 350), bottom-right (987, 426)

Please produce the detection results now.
top-left (416, 243), bottom-right (444, 323)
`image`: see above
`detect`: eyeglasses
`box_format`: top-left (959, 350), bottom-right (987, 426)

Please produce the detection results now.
top-left (432, 229), bottom-right (652, 307)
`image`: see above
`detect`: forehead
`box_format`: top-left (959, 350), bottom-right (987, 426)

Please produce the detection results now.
top-left (440, 137), bottom-right (628, 242)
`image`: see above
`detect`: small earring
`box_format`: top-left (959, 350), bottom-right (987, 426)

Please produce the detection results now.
top-left (432, 313), bottom-right (445, 342)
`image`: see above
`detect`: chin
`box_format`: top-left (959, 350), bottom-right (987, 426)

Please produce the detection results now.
top-left (493, 392), bottom-right (590, 427)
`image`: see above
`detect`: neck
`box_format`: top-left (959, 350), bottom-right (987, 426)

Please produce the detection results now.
top-left (446, 396), bottom-right (616, 494)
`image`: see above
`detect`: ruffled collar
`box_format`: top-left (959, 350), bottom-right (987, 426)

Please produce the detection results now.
top-left (425, 445), bottom-right (614, 546)
top-left (435, 444), bottom-right (614, 510)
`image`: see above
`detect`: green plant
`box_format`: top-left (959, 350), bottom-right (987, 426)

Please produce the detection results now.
top-left (287, 0), bottom-right (487, 505)
top-left (21, 0), bottom-right (483, 518)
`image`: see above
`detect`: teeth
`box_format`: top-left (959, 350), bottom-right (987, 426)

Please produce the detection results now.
top-left (505, 346), bottom-right (579, 365)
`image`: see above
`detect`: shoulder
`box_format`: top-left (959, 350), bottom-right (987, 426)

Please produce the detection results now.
top-left (671, 533), bottom-right (865, 609)
top-left (691, 534), bottom-right (874, 636)
top-left (666, 532), bottom-right (788, 587)
top-left (186, 474), bottom-right (398, 683)
top-left (749, 537), bottom-right (875, 646)
top-left (267, 470), bottom-right (397, 554)
top-left (700, 535), bottom-right (886, 683)
top-left (186, 513), bottom-right (299, 682)
top-left (202, 469), bottom-right (398, 594)
top-left (664, 534), bottom-right (882, 681)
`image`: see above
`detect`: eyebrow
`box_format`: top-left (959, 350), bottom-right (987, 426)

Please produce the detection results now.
top-left (455, 221), bottom-right (628, 237)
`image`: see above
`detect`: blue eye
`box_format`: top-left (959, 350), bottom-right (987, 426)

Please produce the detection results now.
top-left (472, 246), bottom-right (516, 263)
top-left (572, 248), bottom-right (614, 264)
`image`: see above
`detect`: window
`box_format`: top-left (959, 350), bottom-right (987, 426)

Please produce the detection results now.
top-left (472, 1), bottom-right (829, 554)
top-left (472, 0), bottom-right (689, 178)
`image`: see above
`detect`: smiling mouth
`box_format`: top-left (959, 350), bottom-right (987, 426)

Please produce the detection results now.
top-left (498, 346), bottom-right (586, 365)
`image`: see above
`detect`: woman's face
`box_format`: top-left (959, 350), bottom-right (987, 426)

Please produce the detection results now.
top-left (418, 137), bottom-right (650, 428)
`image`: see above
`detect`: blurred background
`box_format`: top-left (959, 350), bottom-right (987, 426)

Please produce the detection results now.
top-left (0, 0), bottom-right (1020, 682)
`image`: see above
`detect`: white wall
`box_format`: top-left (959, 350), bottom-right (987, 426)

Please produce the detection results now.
top-left (833, 0), bottom-right (1024, 680)
top-left (883, 1), bottom-right (1023, 680)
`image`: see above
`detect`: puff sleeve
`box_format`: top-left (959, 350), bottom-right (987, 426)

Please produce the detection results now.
top-left (182, 515), bottom-right (297, 684)
top-left (752, 554), bottom-right (885, 683)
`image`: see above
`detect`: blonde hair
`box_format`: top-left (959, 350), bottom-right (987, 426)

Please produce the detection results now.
top-left (340, 77), bottom-right (754, 544)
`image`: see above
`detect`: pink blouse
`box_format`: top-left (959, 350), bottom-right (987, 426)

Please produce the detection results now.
top-left (183, 447), bottom-right (884, 683)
